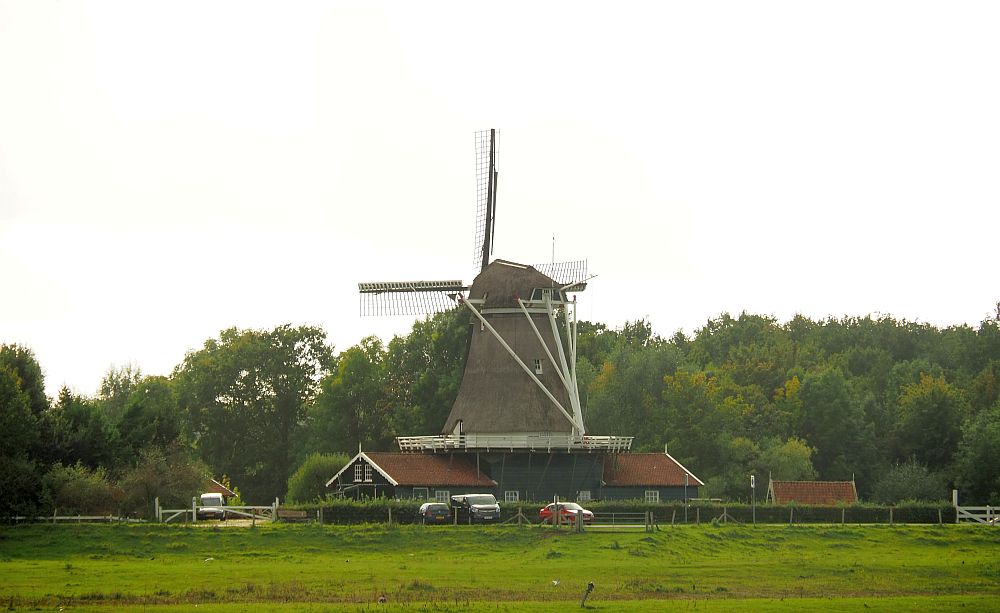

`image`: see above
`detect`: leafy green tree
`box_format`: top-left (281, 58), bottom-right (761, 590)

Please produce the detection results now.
top-left (895, 373), bottom-right (968, 466)
top-left (954, 403), bottom-right (1000, 504)
top-left (969, 360), bottom-right (1000, 414)
top-left (46, 387), bottom-right (119, 469)
top-left (307, 337), bottom-right (391, 454)
top-left (585, 342), bottom-right (682, 446)
top-left (756, 437), bottom-right (817, 481)
top-left (383, 309), bottom-right (467, 436)
top-left (286, 452), bottom-right (350, 503)
top-left (174, 325), bottom-right (334, 502)
top-left (653, 369), bottom-right (733, 476)
top-left (0, 364), bottom-right (43, 517)
top-left (98, 363), bottom-right (143, 423)
top-left (0, 364), bottom-right (39, 459)
top-left (798, 368), bottom-right (876, 481)
top-left (0, 344), bottom-right (49, 416)
top-left (119, 376), bottom-right (183, 456)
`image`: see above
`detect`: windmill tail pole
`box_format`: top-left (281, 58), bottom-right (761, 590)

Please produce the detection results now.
top-left (581, 581), bottom-right (594, 608)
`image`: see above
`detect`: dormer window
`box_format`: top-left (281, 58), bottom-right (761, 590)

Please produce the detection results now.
top-left (534, 359), bottom-right (543, 375)
top-left (529, 288), bottom-right (563, 302)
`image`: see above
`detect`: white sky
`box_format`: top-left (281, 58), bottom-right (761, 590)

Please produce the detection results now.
top-left (2, 1), bottom-right (998, 398)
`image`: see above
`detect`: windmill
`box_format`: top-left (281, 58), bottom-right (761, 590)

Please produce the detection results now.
top-left (358, 130), bottom-right (630, 454)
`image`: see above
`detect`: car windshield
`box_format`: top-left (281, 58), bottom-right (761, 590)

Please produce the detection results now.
top-left (557, 503), bottom-right (582, 511)
top-left (425, 504), bottom-right (447, 511)
top-left (466, 495), bottom-right (496, 506)
top-left (200, 495), bottom-right (223, 506)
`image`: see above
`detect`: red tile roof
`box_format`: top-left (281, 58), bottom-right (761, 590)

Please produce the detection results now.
top-left (768, 480), bottom-right (857, 505)
top-left (365, 452), bottom-right (496, 487)
top-left (602, 453), bottom-right (704, 487)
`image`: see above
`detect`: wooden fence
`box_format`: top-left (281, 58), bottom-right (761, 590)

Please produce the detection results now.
top-left (155, 497), bottom-right (279, 523)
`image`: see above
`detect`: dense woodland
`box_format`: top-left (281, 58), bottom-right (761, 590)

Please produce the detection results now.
top-left (3, 306), bottom-right (1000, 517)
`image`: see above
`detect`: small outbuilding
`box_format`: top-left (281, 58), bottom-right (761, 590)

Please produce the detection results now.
top-left (766, 478), bottom-right (858, 505)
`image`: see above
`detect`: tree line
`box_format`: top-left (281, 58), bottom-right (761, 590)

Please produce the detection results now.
top-left (3, 306), bottom-right (1000, 517)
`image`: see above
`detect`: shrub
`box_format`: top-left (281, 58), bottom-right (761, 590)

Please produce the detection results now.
top-left (286, 452), bottom-right (350, 504)
top-left (871, 459), bottom-right (947, 504)
top-left (42, 462), bottom-right (122, 515)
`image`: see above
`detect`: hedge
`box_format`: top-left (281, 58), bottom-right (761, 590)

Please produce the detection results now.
top-left (282, 498), bottom-right (957, 525)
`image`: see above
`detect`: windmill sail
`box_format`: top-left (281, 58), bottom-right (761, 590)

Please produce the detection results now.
top-left (358, 280), bottom-right (468, 316)
top-left (473, 129), bottom-right (498, 273)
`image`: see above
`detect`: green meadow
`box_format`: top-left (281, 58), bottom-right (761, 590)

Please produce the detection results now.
top-left (1, 523), bottom-right (998, 611)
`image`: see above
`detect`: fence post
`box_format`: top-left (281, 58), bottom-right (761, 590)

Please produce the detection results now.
top-left (889, 507), bottom-right (893, 526)
top-left (938, 508), bottom-right (942, 525)
top-left (155, 497), bottom-right (160, 523)
top-left (273, 498), bottom-right (279, 522)
top-left (388, 507), bottom-right (392, 526)
top-left (696, 507), bottom-right (700, 525)
top-left (789, 507), bottom-right (794, 525)
top-left (192, 497), bottom-right (197, 523)
top-left (841, 507), bottom-right (845, 525)
top-left (671, 509), bottom-right (676, 526)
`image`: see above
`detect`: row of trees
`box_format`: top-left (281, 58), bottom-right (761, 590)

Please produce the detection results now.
top-left (3, 305), bottom-right (1000, 516)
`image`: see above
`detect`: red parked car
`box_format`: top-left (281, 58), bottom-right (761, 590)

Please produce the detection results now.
top-left (539, 502), bottom-right (594, 524)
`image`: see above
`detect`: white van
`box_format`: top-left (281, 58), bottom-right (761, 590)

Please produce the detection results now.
top-left (197, 493), bottom-right (226, 520)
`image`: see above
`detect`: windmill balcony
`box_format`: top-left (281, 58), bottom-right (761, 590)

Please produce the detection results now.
top-left (395, 433), bottom-right (634, 453)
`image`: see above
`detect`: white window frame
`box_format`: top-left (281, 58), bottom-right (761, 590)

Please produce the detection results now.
top-left (353, 463), bottom-right (364, 483)
top-left (504, 490), bottom-right (520, 503)
top-left (413, 487), bottom-right (429, 500)
top-left (533, 359), bottom-right (543, 375)
top-left (435, 490), bottom-right (450, 503)
top-left (644, 489), bottom-right (660, 503)
top-left (364, 464), bottom-right (373, 483)
top-left (577, 490), bottom-right (592, 502)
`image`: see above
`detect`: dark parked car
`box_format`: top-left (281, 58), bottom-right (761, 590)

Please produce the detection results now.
top-left (417, 502), bottom-right (452, 525)
top-left (451, 494), bottom-right (501, 523)
top-left (539, 502), bottom-right (594, 524)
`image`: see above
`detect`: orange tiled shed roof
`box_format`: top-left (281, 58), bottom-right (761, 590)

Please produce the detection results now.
top-left (603, 453), bottom-right (704, 487)
top-left (768, 480), bottom-right (857, 505)
top-left (363, 452), bottom-right (496, 487)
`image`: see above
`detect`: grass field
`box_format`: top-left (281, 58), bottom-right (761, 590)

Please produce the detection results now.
top-left (1, 522), bottom-right (998, 611)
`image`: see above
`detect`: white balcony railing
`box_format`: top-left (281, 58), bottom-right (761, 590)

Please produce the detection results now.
top-left (396, 433), bottom-right (633, 453)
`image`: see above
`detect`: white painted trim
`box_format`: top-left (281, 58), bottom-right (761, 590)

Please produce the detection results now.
top-left (663, 451), bottom-right (705, 486)
top-left (325, 452), bottom-right (399, 487)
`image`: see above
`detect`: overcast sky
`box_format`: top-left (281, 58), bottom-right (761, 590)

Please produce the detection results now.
top-left (2, 1), bottom-right (998, 398)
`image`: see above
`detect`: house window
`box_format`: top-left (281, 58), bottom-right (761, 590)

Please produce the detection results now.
top-left (644, 490), bottom-right (660, 503)
top-left (578, 490), bottom-right (592, 502)
top-left (435, 490), bottom-right (450, 503)
top-left (504, 490), bottom-right (520, 503)
top-left (353, 463), bottom-right (364, 482)
top-left (364, 464), bottom-right (373, 482)
top-left (533, 359), bottom-right (543, 375)
top-left (413, 487), bottom-right (429, 500)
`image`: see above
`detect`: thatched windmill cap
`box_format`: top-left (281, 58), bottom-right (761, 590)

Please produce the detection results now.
top-left (469, 260), bottom-right (561, 309)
